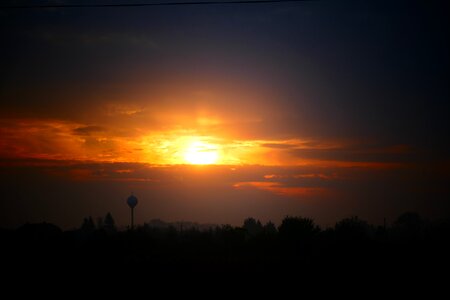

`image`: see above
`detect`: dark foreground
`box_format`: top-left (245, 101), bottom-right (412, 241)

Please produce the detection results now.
top-left (1, 214), bottom-right (449, 291)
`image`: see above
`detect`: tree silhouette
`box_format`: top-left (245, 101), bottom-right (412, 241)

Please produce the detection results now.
top-left (263, 221), bottom-right (277, 235)
top-left (278, 216), bottom-right (319, 245)
top-left (80, 216), bottom-right (95, 233)
top-left (103, 212), bottom-right (116, 232)
top-left (243, 217), bottom-right (263, 236)
top-left (334, 216), bottom-right (370, 242)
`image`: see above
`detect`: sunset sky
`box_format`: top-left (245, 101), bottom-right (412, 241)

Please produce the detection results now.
top-left (1, 0), bottom-right (449, 229)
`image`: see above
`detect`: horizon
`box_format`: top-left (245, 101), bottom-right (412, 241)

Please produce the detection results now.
top-left (7, 210), bottom-right (444, 232)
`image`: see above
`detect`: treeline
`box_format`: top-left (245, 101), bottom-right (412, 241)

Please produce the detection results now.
top-left (1, 212), bottom-right (449, 280)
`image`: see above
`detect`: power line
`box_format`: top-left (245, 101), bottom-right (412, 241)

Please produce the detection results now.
top-left (0, 0), bottom-right (311, 9)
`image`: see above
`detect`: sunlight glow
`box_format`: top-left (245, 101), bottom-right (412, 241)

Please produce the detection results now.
top-left (184, 141), bottom-right (219, 165)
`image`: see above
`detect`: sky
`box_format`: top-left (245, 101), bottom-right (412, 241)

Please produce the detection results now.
top-left (1, 0), bottom-right (449, 229)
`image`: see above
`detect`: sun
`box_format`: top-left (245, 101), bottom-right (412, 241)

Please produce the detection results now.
top-left (184, 141), bottom-right (219, 165)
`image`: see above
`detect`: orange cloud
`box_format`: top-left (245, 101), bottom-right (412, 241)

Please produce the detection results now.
top-left (114, 169), bottom-right (133, 173)
top-left (0, 117), bottom-right (412, 170)
top-left (233, 181), bottom-right (328, 198)
top-left (264, 173), bottom-right (337, 180)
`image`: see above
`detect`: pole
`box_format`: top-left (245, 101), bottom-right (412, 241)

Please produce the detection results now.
top-left (131, 207), bottom-right (134, 230)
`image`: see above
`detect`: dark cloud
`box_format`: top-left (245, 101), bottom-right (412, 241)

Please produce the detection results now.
top-left (72, 126), bottom-right (105, 136)
top-left (288, 144), bottom-right (417, 163)
top-left (261, 143), bottom-right (297, 149)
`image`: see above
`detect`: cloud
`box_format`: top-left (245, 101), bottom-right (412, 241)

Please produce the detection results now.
top-left (0, 117), bottom-right (417, 170)
top-left (261, 143), bottom-right (297, 149)
top-left (233, 181), bottom-right (328, 198)
top-left (103, 103), bottom-right (146, 117)
top-left (288, 143), bottom-right (414, 163)
top-left (72, 126), bottom-right (105, 136)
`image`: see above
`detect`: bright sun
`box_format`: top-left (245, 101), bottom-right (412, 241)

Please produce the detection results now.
top-left (184, 141), bottom-right (219, 165)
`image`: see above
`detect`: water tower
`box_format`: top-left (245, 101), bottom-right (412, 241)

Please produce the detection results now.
top-left (127, 193), bottom-right (138, 229)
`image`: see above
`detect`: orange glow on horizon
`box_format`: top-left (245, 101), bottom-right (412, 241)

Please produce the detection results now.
top-left (0, 118), bottom-right (411, 170)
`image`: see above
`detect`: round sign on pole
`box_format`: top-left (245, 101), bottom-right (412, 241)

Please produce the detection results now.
top-left (127, 194), bottom-right (138, 208)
